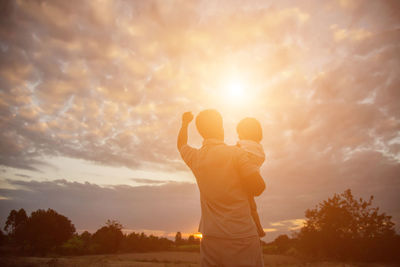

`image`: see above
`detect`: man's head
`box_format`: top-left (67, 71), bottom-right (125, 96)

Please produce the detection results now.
top-left (195, 109), bottom-right (224, 140)
top-left (236, 117), bottom-right (263, 142)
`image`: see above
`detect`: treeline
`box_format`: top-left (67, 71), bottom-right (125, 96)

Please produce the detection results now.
top-left (0, 209), bottom-right (199, 256)
top-left (263, 189), bottom-right (400, 263)
top-left (1, 189), bottom-right (400, 262)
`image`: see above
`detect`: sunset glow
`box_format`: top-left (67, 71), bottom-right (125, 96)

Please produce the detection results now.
top-left (193, 233), bottom-right (203, 240)
top-left (225, 77), bottom-right (247, 104)
top-left (0, 0), bottom-right (399, 242)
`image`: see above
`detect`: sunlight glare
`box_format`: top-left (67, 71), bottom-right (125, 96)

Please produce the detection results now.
top-left (193, 233), bottom-right (203, 239)
top-left (225, 77), bottom-right (247, 104)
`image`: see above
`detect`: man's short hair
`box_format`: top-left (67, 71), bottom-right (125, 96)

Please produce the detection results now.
top-left (236, 117), bottom-right (263, 142)
top-left (195, 109), bottom-right (224, 139)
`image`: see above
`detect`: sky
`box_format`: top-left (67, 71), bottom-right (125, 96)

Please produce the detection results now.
top-left (0, 0), bottom-right (399, 241)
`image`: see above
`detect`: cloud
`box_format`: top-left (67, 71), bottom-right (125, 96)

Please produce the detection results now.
top-left (1, 176), bottom-right (398, 242)
top-left (131, 178), bottom-right (167, 185)
top-left (0, 179), bottom-right (200, 234)
top-left (0, 0), bottom-right (399, 241)
top-left (15, 173), bottom-right (31, 178)
top-left (0, 0), bottom-right (319, 171)
top-left (269, 219), bottom-right (306, 231)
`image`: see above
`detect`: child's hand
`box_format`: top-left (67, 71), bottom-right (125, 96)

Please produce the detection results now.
top-left (182, 112), bottom-right (194, 125)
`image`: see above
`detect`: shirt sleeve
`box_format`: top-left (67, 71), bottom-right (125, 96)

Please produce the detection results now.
top-left (235, 148), bottom-right (260, 178)
top-left (179, 144), bottom-right (198, 169)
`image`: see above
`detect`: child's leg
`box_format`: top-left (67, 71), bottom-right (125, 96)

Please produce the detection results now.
top-left (249, 197), bottom-right (265, 237)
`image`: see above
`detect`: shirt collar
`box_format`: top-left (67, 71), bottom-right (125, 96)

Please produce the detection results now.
top-left (202, 138), bottom-right (224, 146)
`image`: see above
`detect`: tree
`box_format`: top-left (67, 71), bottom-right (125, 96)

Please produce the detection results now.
top-left (4, 209), bottom-right (28, 234)
top-left (60, 234), bottom-right (85, 255)
top-left (80, 231), bottom-right (92, 245)
top-left (175, 231), bottom-right (183, 246)
top-left (297, 189), bottom-right (397, 261)
top-left (187, 235), bottom-right (200, 245)
top-left (92, 220), bottom-right (123, 253)
top-left (25, 209), bottom-right (75, 255)
top-left (188, 235), bottom-right (195, 244)
top-left (4, 209), bottom-right (28, 245)
top-left (273, 234), bottom-right (292, 254)
top-left (0, 229), bottom-right (6, 246)
top-left (120, 231), bottom-right (174, 252)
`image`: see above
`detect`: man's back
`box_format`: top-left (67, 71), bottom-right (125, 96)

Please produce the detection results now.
top-left (179, 139), bottom-right (259, 238)
top-left (177, 110), bottom-right (265, 267)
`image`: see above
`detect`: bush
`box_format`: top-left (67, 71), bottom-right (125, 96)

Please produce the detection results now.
top-left (60, 235), bottom-right (85, 255)
top-left (92, 220), bottom-right (123, 254)
top-left (121, 232), bottom-right (174, 252)
top-left (296, 189), bottom-right (399, 262)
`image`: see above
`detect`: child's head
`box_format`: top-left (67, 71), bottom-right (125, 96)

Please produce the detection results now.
top-left (236, 117), bottom-right (262, 142)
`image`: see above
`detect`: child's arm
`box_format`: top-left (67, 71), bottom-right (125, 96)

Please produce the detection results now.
top-left (245, 172), bottom-right (265, 196)
top-left (177, 112), bottom-right (194, 150)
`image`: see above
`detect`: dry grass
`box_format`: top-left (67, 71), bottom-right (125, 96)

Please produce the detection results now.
top-left (0, 252), bottom-right (397, 267)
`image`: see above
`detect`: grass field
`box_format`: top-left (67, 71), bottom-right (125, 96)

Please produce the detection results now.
top-left (0, 252), bottom-right (397, 267)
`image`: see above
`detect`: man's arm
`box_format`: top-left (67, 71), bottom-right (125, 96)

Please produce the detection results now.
top-left (244, 172), bottom-right (266, 197)
top-left (177, 112), bottom-right (194, 150)
top-left (236, 149), bottom-right (266, 197)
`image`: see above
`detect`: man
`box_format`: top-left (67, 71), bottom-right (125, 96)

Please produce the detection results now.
top-left (177, 109), bottom-right (265, 267)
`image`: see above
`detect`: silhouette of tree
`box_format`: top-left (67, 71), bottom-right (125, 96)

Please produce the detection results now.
top-left (175, 231), bottom-right (183, 245)
top-left (188, 235), bottom-right (195, 244)
top-left (0, 229), bottom-right (5, 246)
top-left (106, 219), bottom-right (122, 230)
top-left (80, 231), bottom-right (91, 244)
top-left (92, 220), bottom-right (123, 253)
top-left (4, 208), bottom-right (28, 245)
top-left (4, 209), bottom-right (27, 234)
top-left (120, 231), bottom-right (173, 252)
top-left (273, 234), bottom-right (292, 254)
top-left (60, 234), bottom-right (85, 255)
top-left (2, 209), bottom-right (185, 256)
top-left (187, 235), bottom-right (200, 245)
top-left (25, 209), bottom-right (75, 255)
top-left (296, 189), bottom-right (398, 261)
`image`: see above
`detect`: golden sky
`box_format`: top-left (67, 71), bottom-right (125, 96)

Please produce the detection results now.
top-left (0, 0), bottom-right (399, 241)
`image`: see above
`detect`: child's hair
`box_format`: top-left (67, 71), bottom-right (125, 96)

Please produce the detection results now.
top-left (236, 117), bottom-right (262, 142)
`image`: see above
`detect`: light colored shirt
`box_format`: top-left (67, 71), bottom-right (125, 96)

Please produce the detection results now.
top-left (237, 140), bottom-right (265, 167)
top-left (179, 139), bottom-right (260, 238)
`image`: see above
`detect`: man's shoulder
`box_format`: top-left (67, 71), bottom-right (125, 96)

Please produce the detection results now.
top-left (179, 144), bottom-right (199, 166)
top-left (229, 143), bottom-right (247, 152)
top-left (222, 144), bottom-right (248, 159)
top-left (202, 143), bottom-right (243, 162)
top-left (179, 144), bottom-right (197, 153)
top-left (217, 143), bottom-right (241, 152)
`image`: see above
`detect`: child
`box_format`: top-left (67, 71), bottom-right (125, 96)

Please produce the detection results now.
top-left (236, 117), bottom-right (266, 237)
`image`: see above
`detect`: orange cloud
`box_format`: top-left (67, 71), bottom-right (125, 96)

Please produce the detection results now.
top-left (0, 0), bottom-right (399, 237)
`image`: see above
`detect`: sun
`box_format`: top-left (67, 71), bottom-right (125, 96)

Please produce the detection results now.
top-left (193, 233), bottom-right (203, 239)
top-left (228, 81), bottom-right (244, 99)
top-left (225, 78), bottom-right (246, 104)
top-left (211, 71), bottom-right (254, 109)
